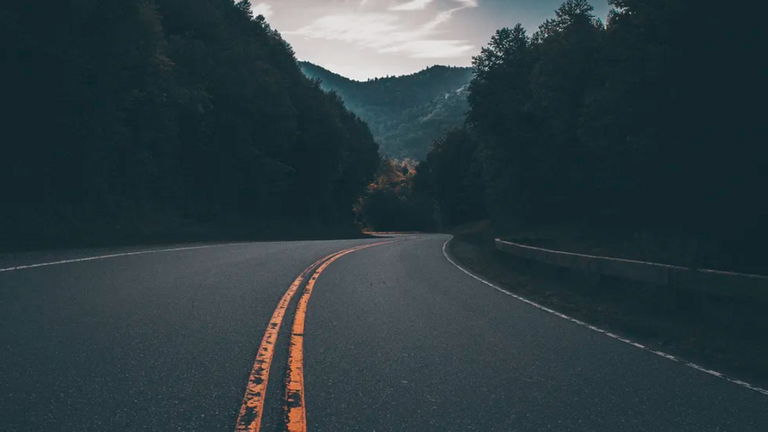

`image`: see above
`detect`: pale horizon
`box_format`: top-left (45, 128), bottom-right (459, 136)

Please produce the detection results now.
top-left (253, 0), bottom-right (610, 80)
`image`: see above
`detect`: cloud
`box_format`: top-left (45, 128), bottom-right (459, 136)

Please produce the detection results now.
top-left (288, 14), bottom-right (399, 48)
top-left (250, 2), bottom-right (274, 19)
top-left (420, 7), bottom-right (461, 32)
top-left (287, 0), bottom-right (478, 59)
top-left (389, 0), bottom-right (433, 11)
top-left (380, 40), bottom-right (474, 58)
top-left (389, 0), bottom-right (478, 13)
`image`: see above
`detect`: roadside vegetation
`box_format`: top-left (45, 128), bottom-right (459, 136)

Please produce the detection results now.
top-left (365, 0), bottom-right (766, 274)
top-left (0, 0), bottom-right (379, 250)
top-left (354, 159), bottom-right (433, 232)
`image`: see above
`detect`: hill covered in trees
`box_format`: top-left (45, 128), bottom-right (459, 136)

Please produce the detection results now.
top-left (299, 62), bottom-right (472, 160)
top-left (0, 0), bottom-right (379, 249)
top-left (375, 0), bottom-right (766, 271)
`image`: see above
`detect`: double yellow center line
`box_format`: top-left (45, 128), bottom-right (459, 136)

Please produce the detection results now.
top-left (235, 241), bottom-right (392, 432)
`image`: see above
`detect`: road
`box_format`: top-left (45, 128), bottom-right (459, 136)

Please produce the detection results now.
top-left (1, 234), bottom-right (767, 431)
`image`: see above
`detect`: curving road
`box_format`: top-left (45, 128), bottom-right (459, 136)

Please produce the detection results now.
top-left (1, 234), bottom-right (767, 431)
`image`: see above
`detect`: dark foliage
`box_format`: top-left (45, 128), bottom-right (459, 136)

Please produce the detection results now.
top-left (0, 0), bottom-right (379, 249)
top-left (418, 130), bottom-right (487, 227)
top-left (355, 159), bottom-right (434, 232)
top-left (299, 62), bottom-right (472, 160)
top-left (419, 0), bottom-right (767, 269)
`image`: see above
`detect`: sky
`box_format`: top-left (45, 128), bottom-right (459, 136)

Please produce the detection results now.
top-left (251, 0), bottom-right (610, 81)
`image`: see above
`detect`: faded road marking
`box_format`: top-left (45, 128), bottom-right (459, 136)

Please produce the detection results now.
top-left (0, 243), bottom-right (246, 273)
top-left (285, 241), bottom-right (392, 432)
top-left (234, 249), bottom-right (347, 432)
top-left (235, 241), bottom-right (392, 432)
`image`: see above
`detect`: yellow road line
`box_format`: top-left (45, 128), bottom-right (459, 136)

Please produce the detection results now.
top-left (234, 249), bottom-right (348, 432)
top-left (285, 241), bottom-right (391, 432)
top-left (235, 241), bottom-right (391, 432)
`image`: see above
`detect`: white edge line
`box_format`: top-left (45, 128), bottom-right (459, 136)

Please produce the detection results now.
top-left (441, 238), bottom-right (768, 397)
top-left (0, 243), bottom-right (248, 273)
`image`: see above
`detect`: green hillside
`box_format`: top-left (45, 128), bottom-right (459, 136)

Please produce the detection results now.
top-left (300, 62), bottom-right (472, 160)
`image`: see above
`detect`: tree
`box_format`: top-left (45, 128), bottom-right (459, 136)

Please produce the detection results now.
top-left (421, 0), bottom-right (767, 269)
top-left (0, 0), bottom-right (380, 249)
top-left (419, 130), bottom-right (486, 226)
top-left (235, 0), bottom-right (253, 18)
top-left (468, 24), bottom-right (536, 227)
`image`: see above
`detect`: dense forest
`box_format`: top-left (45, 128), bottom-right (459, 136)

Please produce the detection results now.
top-left (381, 0), bottom-right (766, 270)
top-left (299, 62), bottom-right (472, 160)
top-left (0, 0), bottom-right (379, 249)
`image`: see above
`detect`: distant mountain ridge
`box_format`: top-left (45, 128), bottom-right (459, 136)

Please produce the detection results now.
top-left (299, 62), bottom-right (473, 160)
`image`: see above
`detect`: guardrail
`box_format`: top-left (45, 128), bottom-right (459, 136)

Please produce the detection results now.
top-left (494, 239), bottom-right (768, 298)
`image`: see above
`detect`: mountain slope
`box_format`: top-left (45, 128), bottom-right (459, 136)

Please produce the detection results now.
top-left (300, 62), bottom-right (472, 160)
top-left (0, 2), bottom-right (379, 249)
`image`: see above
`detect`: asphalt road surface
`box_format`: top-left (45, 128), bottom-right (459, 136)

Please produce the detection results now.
top-left (1, 234), bottom-right (767, 431)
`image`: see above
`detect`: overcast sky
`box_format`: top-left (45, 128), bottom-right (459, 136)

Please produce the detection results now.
top-left (251, 0), bottom-right (610, 81)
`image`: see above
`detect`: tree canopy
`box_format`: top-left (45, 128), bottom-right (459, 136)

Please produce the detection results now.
top-left (0, 0), bottom-right (379, 248)
top-left (416, 0), bottom-right (767, 269)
